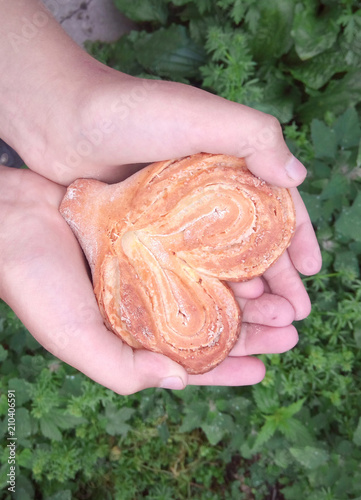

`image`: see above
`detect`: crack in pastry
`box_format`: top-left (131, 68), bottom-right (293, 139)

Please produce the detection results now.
top-left (59, 153), bottom-right (295, 374)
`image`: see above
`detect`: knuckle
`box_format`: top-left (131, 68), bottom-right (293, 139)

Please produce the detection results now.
top-left (255, 115), bottom-right (283, 150)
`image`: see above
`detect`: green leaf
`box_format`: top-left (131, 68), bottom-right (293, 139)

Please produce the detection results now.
top-left (350, 241), bottom-right (361, 256)
top-left (157, 421), bottom-right (170, 443)
top-left (200, 424), bottom-right (224, 447)
top-left (113, 0), bottom-right (168, 24)
top-left (18, 354), bottom-right (47, 379)
top-left (312, 159), bottom-right (332, 179)
top-left (274, 448), bottom-right (290, 468)
top-left (40, 417), bottom-right (62, 441)
top-left (230, 0), bottom-right (247, 24)
top-left (201, 412), bottom-right (233, 445)
top-left (245, 4), bottom-right (261, 34)
top-left (8, 378), bottom-right (31, 406)
top-left (333, 107), bottom-right (361, 149)
top-left (226, 396), bottom-right (251, 414)
top-left (94, 37), bottom-right (144, 77)
top-left (290, 49), bottom-right (349, 90)
top-left (311, 119), bottom-right (337, 159)
top-left (61, 374), bottom-right (84, 397)
top-left (320, 174), bottom-right (349, 200)
top-left (0, 345), bottom-right (8, 362)
top-left (354, 322), bottom-right (361, 349)
top-left (46, 490), bottom-right (72, 500)
top-left (201, 27), bottom-right (262, 105)
top-left (172, 0), bottom-right (212, 15)
top-left (134, 25), bottom-right (206, 79)
top-left (247, 0), bottom-right (294, 61)
top-left (253, 417), bottom-right (278, 449)
top-left (357, 138), bottom-right (361, 167)
top-left (179, 401), bottom-right (208, 433)
top-left (335, 191), bottom-right (361, 242)
top-left (281, 398), bottom-right (306, 419)
top-left (104, 404), bottom-right (135, 437)
top-left (299, 70), bottom-right (361, 122)
top-left (289, 446), bottom-right (330, 469)
top-left (170, 0), bottom-right (196, 5)
top-left (334, 251), bottom-right (360, 278)
top-left (18, 448), bottom-right (32, 469)
top-left (280, 417), bottom-right (314, 445)
top-left (49, 408), bottom-right (87, 430)
top-left (281, 483), bottom-right (307, 499)
top-left (292, 1), bottom-right (340, 60)
top-left (16, 407), bottom-right (32, 440)
top-left (0, 464), bottom-right (8, 490)
top-left (299, 192), bottom-right (322, 224)
top-left (252, 75), bottom-right (300, 124)
top-left (0, 394), bottom-right (7, 416)
top-left (252, 384), bottom-right (280, 414)
top-left (12, 475), bottom-right (34, 500)
top-left (353, 417), bottom-right (361, 446)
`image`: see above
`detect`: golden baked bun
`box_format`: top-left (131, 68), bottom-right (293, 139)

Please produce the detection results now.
top-left (60, 153), bottom-right (295, 374)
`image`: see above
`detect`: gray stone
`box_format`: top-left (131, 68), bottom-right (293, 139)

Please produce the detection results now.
top-left (42, 0), bottom-right (135, 47)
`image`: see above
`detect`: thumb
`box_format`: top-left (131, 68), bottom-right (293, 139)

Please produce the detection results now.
top-left (10, 293), bottom-right (189, 395)
top-left (183, 88), bottom-right (307, 187)
top-left (48, 323), bottom-right (189, 395)
top-left (78, 77), bottom-right (306, 188)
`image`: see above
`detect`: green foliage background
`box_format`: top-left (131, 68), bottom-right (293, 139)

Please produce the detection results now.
top-left (1, 0), bottom-right (361, 498)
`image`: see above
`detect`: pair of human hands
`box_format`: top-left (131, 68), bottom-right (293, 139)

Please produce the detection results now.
top-left (0, 0), bottom-right (321, 393)
top-left (0, 64), bottom-right (321, 394)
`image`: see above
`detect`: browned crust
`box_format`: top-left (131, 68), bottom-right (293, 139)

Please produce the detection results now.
top-left (60, 153), bottom-right (295, 374)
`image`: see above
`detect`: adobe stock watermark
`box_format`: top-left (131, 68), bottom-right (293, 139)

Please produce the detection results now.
top-left (7, 0), bottom-right (72, 53)
top-left (5, 389), bottom-right (17, 494)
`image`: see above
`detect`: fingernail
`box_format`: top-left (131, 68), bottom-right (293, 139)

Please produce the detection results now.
top-left (285, 155), bottom-right (307, 181)
top-left (159, 376), bottom-right (185, 390)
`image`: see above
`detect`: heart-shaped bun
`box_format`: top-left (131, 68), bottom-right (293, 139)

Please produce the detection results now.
top-left (60, 153), bottom-right (295, 374)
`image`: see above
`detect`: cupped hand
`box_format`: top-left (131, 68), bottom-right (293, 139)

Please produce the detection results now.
top-left (0, 166), bottom-right (301, 394)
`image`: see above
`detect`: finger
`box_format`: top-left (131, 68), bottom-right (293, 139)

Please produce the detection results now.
top-left (228, 277), bottom-right (264, 299)
top-left (290, 188), bottom-right (322, 276)
top-left (188, 356), bottom-right (266, 387)
top-left (94, 80), bottom-right (307, 187)
top-left (52, 322), bottom-right (189, 395)
top-left (239, 293), bottom-right (295, 327)
top-left (263, 251), bottom-right (311, 320)
top-left (230, 323), bottom-right (299, 357)
top-left (175, 88), bottom-right (307, 187)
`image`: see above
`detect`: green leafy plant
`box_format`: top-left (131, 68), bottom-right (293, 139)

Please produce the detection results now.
top-left (1, 1), bottom-right (361, 499)
top-left (88, 0), bottom-right (361, 123)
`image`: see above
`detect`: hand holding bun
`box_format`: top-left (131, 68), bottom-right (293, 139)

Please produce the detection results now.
top-left (60, 154), bottom-right (295, 374)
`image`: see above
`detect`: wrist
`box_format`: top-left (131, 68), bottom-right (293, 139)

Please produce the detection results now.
top-left (0, 166), bottom-right (25, 208)
top-left (0, 167), bottom-right (26, 294)
top-left (0, 0), bottom-right (99, 178)
top-left (0, 166), bottom-right (66, 294)
top-left (0, 166), bottom-right (65, 209)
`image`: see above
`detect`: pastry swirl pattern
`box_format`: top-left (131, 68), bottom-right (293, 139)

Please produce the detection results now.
top-left (60, 154), bottom-right (296, 374)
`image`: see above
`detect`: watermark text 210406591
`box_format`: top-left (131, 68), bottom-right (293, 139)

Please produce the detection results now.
top-left (6, 389), bottom-right (16, 493)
